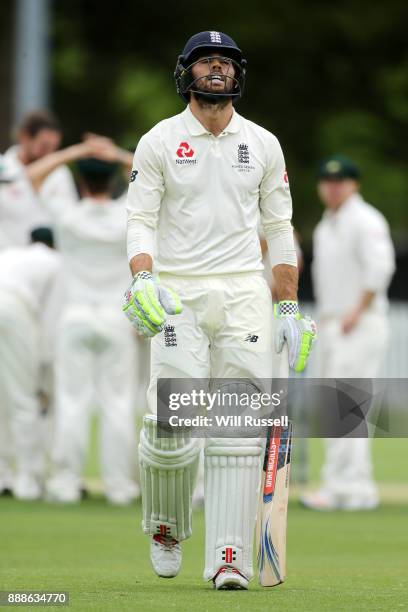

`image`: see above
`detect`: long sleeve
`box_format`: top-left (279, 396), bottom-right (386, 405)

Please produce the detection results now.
top-left (259, 134), bottom-right (297, 268)
top-left (358, 211), bottom-right (396, 293)
top-left (126, 131), bottom-right (165, 261)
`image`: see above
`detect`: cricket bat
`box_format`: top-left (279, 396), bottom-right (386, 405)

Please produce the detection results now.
top-left (256, 421), bottom-right (293, 586)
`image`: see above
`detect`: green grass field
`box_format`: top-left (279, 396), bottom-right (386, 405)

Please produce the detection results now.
top-left (1, 439), bottom-right (407, 611)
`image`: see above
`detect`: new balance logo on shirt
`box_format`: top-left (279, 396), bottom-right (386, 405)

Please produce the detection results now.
top-left (245, 334), bottom-right (259, 343)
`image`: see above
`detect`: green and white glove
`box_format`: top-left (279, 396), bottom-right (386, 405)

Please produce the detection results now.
top-left (274, 300), bottom-right (317, 373)
top-left (123, 271), bottom-right (182, 338)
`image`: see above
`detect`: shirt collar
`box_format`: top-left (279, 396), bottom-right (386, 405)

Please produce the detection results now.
top-left (182, 105), bottom-right (241, 136)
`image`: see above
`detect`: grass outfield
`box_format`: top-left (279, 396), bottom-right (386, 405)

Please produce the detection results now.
top-left (1, 439), bottom-right (407, 611)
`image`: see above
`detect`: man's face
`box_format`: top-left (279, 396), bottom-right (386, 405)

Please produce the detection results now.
top-left (317, 178), bottom-right (358, 210)
top-left (190, 53), bottom-right (236, 95)
top-left (18, 128), bottom-right (61, 163)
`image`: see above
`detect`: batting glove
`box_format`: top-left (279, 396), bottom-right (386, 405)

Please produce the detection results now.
top-left (274, 300), bottom-right (316, 373)
top-left (123, 271), bottom-right (182, 338)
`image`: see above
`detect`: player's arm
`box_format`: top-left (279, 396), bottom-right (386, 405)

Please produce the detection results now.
top-left (123, 134), bottom-right (182, 337)
top-left (259, 137), bottom-right (298, 295)
top-left (26, 137), bottom-right (132, 192)
top-left (82, 133), bottom-right (134, 176)
top-left (130, 253), bottom-right (153, 274)
top-left (272, 263), bottom-right (298, 301)
top-left (259, 135), bottom-right (316, 372)
top-left (26, 142), bottom-right (94, 192)
top-left (342, 214), bottom-right (396, 333)
top-left (272, 232), bottom-right (304, 300)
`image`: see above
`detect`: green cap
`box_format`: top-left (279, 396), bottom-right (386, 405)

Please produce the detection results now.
top-left (317, 155), bottom-right (360, 180)
top-left (30, 226), bottom-right (54, 248)
top-left (76, 158), bottom-right (118, 179)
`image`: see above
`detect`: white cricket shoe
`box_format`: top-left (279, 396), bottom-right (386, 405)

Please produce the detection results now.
top-left (299, 490), bottom-right (338, 511)
top-left (150, 535), bottom-right (182, 578)
top-left (341, 495), bottom-right (379, 511)
top-left (213, 567), bottom-right (249, 590)
top-left (13, 475), bottom-right (42, 501)
top-left (106, 483), bottom-right (140, 506)
top-left (45, 480), bottom-right (80, 503)
top-left (300, 489), bottom-right (379, 511)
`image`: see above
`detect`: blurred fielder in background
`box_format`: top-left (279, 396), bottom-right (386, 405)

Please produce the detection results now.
top-left (123, 30), bottom-right (315, 589)
top-left (301, 156), bottom-right (395, 511)
top-left (25, 138), bottom-right (142, 505)
top-left (0, 228), bottom-right (61, 499)
top-left (0, 110), bottom-right (77, 249)
top-left (0, 111), bottom-right (77, 496)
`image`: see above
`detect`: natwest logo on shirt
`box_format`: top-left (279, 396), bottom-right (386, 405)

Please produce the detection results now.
top-left (175, 142), bottom-right (197, 165)
top-left (176, 142), bottom-right (194, 158)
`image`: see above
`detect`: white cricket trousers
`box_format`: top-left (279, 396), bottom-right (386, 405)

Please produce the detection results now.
top-left (144, 273), bottom-right (274, 572)
top-left (48, 304), bottom-right (140, 501)
top-left (0, 292), bottom-right (44, 492)
top-left (317, 311), bottom-right (389, 499)
top-left (147, 272), bottom-right (274, 410)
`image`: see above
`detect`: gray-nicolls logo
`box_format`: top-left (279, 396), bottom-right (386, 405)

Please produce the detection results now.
top-left (238, 143), bottom-right (249, 164)
top-left (164, 325), bottom-right (177, 347)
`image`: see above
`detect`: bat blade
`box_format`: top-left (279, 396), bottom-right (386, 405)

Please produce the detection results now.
top-left (256, 422), bottom-right (293, 587)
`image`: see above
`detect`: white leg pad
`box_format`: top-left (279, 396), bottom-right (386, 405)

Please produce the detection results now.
top-left (138, 415), bottom-right (200, 541)
top-left (204, 437), bottom-right (263, 581)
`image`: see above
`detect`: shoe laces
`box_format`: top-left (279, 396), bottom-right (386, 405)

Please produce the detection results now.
top-left (214, 566), bottom-right (247, 580)
top-left (153, 534), bottom-right (179, 550)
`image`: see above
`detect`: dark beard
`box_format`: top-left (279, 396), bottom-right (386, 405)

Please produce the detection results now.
top-left (192, 91), bottom-right (232, 107)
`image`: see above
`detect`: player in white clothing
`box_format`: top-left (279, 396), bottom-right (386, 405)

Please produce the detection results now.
top-left (0, 228), bottom-right (61, 499)
top-left (0, 157), bottom-right (20, 495)
top-left (123, 31), bottom-right (316, 589)
top-left (26, 139), bottom-right (143, 504)
top-left (1, 154), bottom-right (61, 497)
top-left (0, 113), bottom-right (78, 486)
top-left (300, 155), bottom-right (395, 511)
top-left (0, 110), bottom-right (77, 250)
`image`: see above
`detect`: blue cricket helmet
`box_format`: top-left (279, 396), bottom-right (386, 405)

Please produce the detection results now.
top-left (174, 30), bottom-right (247, 104)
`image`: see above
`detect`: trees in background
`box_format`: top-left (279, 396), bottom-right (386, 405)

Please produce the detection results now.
top-left (2, 0), bottom-right (407, 241)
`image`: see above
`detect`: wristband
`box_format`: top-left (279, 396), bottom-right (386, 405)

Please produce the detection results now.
top-left (276, 300), bottom-right (299, 317)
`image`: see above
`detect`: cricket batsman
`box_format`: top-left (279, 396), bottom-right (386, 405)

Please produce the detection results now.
top-left (123, 31), bottom-right (315, 589)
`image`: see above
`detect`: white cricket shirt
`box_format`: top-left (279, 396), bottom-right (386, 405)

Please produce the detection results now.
top-left (0, 146), bottom-right (77, 249)
top-left (0, 243), bottom-right (61, 317)
top-left (52, 196), bottom-right (130, 308)
top-left (312, 193), bottom-right (396, 317)
top-left (127, 105), bottom-right (295, 275)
